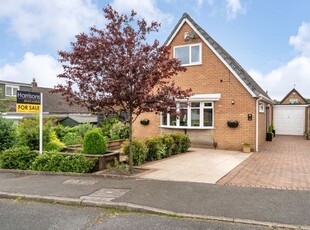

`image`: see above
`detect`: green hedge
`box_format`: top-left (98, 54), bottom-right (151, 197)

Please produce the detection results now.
top-left (122, 139), bottom-right (148, 166)
top-left (0, 117), bottom-right (16, 151)
top-left (145, 137), bottom-right (162, 161)
top-left (0, 147), bottom-right (38, 170)
top-left (31, 152), bottom-right (96, 173)
top-left (83, 129), bottom-right (107, 154)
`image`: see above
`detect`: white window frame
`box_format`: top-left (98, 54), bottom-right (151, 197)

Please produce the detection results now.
top-left (259, 102), bottom-right (265, 113)
top-left (173, 43), bottom-right (202, 66)
top-left (5, 85), bottom-right (19, 97)
top-left (289, 98), bottom-right (298, 104)
top-left (161, 101), bottom-right (214, 129)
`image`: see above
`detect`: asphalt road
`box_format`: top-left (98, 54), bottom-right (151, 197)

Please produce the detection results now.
top-left (0, 199), bottom-right (272, 230)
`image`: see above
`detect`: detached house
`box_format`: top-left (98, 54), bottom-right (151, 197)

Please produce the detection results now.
top-left (133, 13), bottom-right (273, 151)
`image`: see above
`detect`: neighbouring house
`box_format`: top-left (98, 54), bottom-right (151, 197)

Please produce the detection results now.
top-left (274, 88), bottom-right (310, 136)
top-left (133, 13), bottom-right (274, 151)
top-left (0, 79), bottom-right (97, 126)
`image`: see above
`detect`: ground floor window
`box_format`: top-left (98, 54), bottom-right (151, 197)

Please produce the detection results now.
top-left (161, 101), bottom-right (214, 128)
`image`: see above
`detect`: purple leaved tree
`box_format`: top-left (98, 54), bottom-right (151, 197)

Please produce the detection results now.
top-left (54, 6), bottom-right (191, 172)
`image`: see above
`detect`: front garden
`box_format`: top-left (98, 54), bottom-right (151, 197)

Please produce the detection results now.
top-left (0, 116), bottom-right (190, 174)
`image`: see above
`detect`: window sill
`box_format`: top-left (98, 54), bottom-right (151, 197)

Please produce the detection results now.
top-left (160, 126), bottom-right (215, 130)
top-left (181, 62), bottom-right (202, 67)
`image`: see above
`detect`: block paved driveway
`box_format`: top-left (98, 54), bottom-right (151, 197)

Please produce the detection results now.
top-left (217, 135), bottom-right (310, 190)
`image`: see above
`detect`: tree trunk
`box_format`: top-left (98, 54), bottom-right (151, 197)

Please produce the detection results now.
top-left (128, 109), bottom-right (133, 173)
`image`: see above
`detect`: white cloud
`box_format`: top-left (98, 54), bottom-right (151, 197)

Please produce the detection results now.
top-left (0, 0), bottom-right (103, 50)
top-left (0, 52), bottom-right (63, 88)
top-left (249, 22), bottom-right (310, 100)
top-left (225, 0), bottom-right (245, 20)
top-left (289, 22), bottom-right (310, 57)
top-left (249, 56), bottom-right (310, 100)
top-left (110, 0), bottom-right (173, 25)
top-left (196, 0), bottom-right (205, 9)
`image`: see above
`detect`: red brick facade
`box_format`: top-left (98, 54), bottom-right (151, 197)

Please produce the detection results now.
top-left (133, 15), bottom-right (272, 151)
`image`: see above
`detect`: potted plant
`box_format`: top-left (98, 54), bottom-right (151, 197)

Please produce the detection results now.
top-left (242, 143), bottom-right (251, 153)
top-left (266, 125), bottom-right (273, 141)
top-left (140, 119), bottom-right (150, 126)
top-left (227, 120), bottom-right (238, 128)
top-left (270, 123), bottom-right (276, 137)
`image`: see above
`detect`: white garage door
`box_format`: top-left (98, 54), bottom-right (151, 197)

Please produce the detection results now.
top-left (274, 105), bottom-right (305, 135)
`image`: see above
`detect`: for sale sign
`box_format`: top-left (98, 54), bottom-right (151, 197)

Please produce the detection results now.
top-left (16, 91), bottom-right (41, 113)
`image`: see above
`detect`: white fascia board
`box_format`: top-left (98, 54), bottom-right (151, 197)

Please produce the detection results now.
top-left (166, 18), bottom-right (257, 98)
top-left (177, 93), bottom-right (221, 102)
top-left (259, 94), bottom-right (274, 104)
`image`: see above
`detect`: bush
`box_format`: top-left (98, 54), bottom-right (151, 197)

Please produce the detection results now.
top-left (83, 128), bottom-right (107, 154)
top-left (0, 147), bottom-right (38, 170)
top-left (62, 132), bottom-right (83, 146)
top-left (100, 116), bottom-right (119, 138)
top-left (17, 117), bottom-right (53, 150)
top-left (72, 123), bottom-right (94, 138)
top-left (110, 121), bottom-right (129, 139)
top-left (110, 135), bottom-right (121, 140)
top-left (160, 134), bottom-right (174, 157)
top-left (31, 152), bottom-right (96, 173)
top-left (44, 131), bottom-right (65, 152)
top-left (0, 117), bottom-right (16, 151)
top-left (122, 139), bottom-right (148, 166)
top-left (180, 134), bottom-right (191, 153)
top-left (53, 124), bottom-right (72, 141)
top-left (145, 137), bottom-right (162, 161)
top-left (170, 133), bottom-right (191, 154)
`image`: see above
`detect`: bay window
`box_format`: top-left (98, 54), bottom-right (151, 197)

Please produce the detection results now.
top-left (161, 101), bottom-right (214, 128)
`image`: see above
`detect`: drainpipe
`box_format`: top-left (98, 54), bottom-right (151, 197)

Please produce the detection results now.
top-left (255, 96), bottom-right (263, 152)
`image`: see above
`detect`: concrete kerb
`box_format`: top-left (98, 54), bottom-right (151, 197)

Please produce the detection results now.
top-left (0, 191), bottom-right (309, 230)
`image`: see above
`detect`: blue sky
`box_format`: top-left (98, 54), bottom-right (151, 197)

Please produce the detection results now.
top-left (0, 0), bottom-right (310, 100)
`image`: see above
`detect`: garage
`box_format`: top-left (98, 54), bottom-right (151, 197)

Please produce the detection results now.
top-left (274, 105), bottom-right (306, 136)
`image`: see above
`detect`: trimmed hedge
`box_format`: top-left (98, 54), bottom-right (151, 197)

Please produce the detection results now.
top-left (145, 137), bottom-right (162, 161)
top-left (122, 139), bottom-right (148, 166)
top-left (83, 129), bottom-right (107, 154)
top-left (31, 152), bottom-right (96, 173)
top-left (0, 117), bottom-right (16, 151)
top-left (0, 147), bottom-right (38, 170)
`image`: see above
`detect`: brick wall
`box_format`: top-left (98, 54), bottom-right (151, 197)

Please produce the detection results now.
top-left (133, 22), bottom-right (267, 151)
top-left (281, 91), bottom-right (307, 104)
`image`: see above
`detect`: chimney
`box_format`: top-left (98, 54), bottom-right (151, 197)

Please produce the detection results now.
top-left (31, 78), bottom-right (38, 87)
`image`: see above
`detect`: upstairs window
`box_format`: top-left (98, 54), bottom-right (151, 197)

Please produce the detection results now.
top-left (289, 98), bottom-right (298, 104)
top-left (174, 43), bottom-right (201, 66)
top-left (5, 85), bottom-right (19, 97)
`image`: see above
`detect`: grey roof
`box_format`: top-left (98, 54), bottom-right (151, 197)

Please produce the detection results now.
top-left (165, 13), bottom-right (271, 100)
top-left (65, 115), bottom-right (97, 123)
top-left (31, 87), bottom-right (89, 114)
top-left (0, 80), bottom-right (31, 87)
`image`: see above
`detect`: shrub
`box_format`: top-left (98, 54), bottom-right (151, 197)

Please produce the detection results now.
top-left (0, 146), bottom-right (38, 170)
top-left (83, 128), bottom-right (107, 154)
top-left (145, 137), bottom-right (162, 161)
top-left (170, 133), bottom-right (191, 154)
top-left (170, 133), bottom-right (182, 155)
top-left (53, 124), bottom-right (73, 141)
top-left (0, 117), bottom-right (16, 151)
top-left (160, 134), bottom-right (174, 157)
top-left (110, 121), bottom-right (129, 139)
top-left (62, 132), bottom-right (83, 146)
top-left (110, 135), bottom-right (121, 140)
top-left (122, 139), bottom-right (148, 166)
top-left (72, 123), bottom-right (94, 138)
top-left (17, 117), bottom-right (53, 150)
top-left (31, 152), bottom-right (96, 173)
top-left (44, 131), bottom-right (65, 152)
top-left (180, 134), bottom-right (191, 153)
top-left (100, 116), bottom-right (119, 138)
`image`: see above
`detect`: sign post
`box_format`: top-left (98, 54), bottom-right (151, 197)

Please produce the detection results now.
top-left (16, 91), bottom-right (43, 154)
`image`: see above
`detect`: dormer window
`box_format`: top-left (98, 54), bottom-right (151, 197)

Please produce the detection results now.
top-left (174, 43), bottom-right (202, 66)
